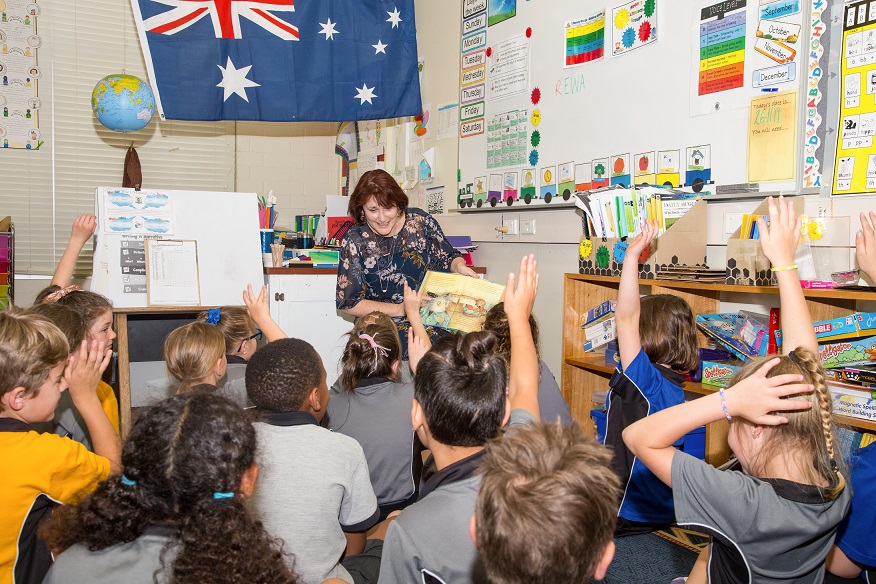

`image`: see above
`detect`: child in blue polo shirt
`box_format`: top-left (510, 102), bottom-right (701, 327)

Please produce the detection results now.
top-left (607, 219), bottom-right (699, 536)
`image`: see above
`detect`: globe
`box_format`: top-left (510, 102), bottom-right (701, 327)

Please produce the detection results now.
top-left (91, 74), bottom-right (156, 133)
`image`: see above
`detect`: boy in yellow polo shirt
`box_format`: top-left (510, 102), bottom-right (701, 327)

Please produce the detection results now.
top-left (0, 307), bottom-right (121, 584)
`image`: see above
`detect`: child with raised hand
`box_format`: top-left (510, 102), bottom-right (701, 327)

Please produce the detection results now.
top-left (1, 307), bottom-right (120, 584)
top-left (51, 214), bottom-right (97, 288)
top-left (822, 211), bottom-right (876, 583)
top-left (482, 302), bottom-right (573, 426)
top-left (609, 218), bottom-right (700, 536)
top-left (624, 197), bottom-right (851, 584)
top-left (378, 255), bottom-right (541, 584)
top-left (323, 311), bottom-right (423, 519)
top-left (164, 322), bottom-right (228, 395)
top-left (40, 392), bottom-right (301, 584)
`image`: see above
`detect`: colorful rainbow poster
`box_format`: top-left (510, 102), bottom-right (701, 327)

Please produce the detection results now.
top-left (697, 0), bottom-right (747, 95)
top-left (564, 11), bottom-right (606, 67)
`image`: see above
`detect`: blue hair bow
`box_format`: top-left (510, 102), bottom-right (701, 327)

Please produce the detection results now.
top-left (205, 308), bottom-right (221, 325)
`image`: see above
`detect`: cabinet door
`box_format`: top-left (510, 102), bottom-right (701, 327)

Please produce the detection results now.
top-left (267, 274), bottom-right (355, 384)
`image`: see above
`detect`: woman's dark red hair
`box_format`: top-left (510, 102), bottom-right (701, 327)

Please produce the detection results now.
top-left (347, 169), bottom-right (409, 223)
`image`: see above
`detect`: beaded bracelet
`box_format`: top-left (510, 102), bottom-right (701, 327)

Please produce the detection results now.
top-left (770, 264), bottom-right (798, 272)
top-left (718, 387), bottom-right (732, 421)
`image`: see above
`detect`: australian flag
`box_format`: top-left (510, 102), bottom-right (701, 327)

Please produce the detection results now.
top-left (130, 0), bottom-right (423, 122)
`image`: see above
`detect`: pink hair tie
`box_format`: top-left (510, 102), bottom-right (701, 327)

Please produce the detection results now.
top-left (358, 333), bottom-right (389, 357)
top-left (43, 285), bottom-right (84, 304)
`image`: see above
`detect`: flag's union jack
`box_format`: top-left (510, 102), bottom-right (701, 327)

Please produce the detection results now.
top-left (130, 0), bottom-right (422, 121)
top-left (143, 0), bottom-right (298, 41)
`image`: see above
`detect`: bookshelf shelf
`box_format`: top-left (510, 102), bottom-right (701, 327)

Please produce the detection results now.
top-left (562, 274), bottom-right (876, 466)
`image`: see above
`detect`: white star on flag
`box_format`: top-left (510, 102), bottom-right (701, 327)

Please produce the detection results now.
top-left (386, 7), bottom-right (401, 28)
top-left (217, 57), bottom-right (260, 102)
top-left (372, 40), bottom-right (387, 54)
top-left (355, 83), bottom-right (377, 104)
top-left (319, 18), bottom-right (338, 40)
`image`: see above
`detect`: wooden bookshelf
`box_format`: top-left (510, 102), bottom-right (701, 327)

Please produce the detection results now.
top-left (562, 274), bottom-right (876, 466)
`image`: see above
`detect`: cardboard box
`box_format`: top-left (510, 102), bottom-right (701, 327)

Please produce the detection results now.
top-left (582, 300), bottom-right (617, 325)
top-left (583, 321), bottom-right (617, 352)
top-left (820, 336), bottom-right (876, 369)
top-left (701, 359), bottom-right (745, 388)
top-left (725, 197), bottom-right (803, 286)
top-left (604, 340), bottom-right (620, 367)
top-left (826, 367), bottom-right (876, 387)
top-left (579, 199), bottom-right (708, 279)
top-left (584, 315), bottom-right (616, 342)
top-left (829, 383), bottom-right (876, 422)
top-left (776, 314), bottom-right (861, 347)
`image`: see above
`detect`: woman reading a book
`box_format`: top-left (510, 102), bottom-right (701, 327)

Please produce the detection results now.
top-left (336, 169), bottom-right (477, 358)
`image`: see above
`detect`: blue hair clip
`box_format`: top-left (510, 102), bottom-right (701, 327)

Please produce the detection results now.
top-left (205, 308), bottom-right (221, 325)
top-left (213, 492), bottom-right (234, 500)
top-left (120, 475), bottom-right (137, 486)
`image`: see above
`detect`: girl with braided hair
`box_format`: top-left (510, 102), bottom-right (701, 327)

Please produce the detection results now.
top-left (40, 392), bottom-right (302, 584)
top-left (323, 310), bottom-right (423, 520)
top-left (624, 197), bottom-right (850, 584)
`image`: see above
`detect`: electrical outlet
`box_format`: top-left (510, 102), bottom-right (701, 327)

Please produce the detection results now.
top-left (724, 213), bottom-right (744, 234)
top-left (503, 219), bottom-right (519, 235)
top-left (521, 219), bottom-right (536, 235)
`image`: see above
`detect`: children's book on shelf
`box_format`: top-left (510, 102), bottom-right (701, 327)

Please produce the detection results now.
top-left (417, 271), bottom-right (505, 334)
top-left (696, 314), bottom-right (761, 361)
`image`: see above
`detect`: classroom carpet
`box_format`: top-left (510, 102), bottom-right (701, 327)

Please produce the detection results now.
top-left (592, 527), bottom-right (709, 584)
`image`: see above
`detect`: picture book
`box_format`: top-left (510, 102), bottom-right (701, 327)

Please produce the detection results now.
top-left (417, 271), bottom-right (506, 334)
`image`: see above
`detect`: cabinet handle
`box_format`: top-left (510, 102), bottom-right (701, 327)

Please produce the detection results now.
top-left (274, 292), bottom-right (280, 301)
top-left (279, 292), bottom-right (285, 301)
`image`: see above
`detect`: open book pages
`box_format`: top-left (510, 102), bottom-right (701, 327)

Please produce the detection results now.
top-left (417, 271), bottom-right (506, 333)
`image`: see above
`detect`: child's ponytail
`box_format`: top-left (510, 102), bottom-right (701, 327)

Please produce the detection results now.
top-left (787, 348), bottom-right (846, 499)
top-left (164, 322), bottom-right (226, 392)
top-left (339, 318), bottom-right (401, 391)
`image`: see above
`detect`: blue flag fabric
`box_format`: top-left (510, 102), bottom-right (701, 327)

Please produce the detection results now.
top-left (130, 0), bottom-right (423, 122)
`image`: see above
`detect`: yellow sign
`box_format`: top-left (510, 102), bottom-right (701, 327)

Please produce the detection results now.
top-left (579, 238), bottom-right (593, 259)
top-left (833, 3), bottom-right (876, 195)
top-left (747, 90), bottom-right (797, 182)
top-left (531, 109), bottom-right (541, 126)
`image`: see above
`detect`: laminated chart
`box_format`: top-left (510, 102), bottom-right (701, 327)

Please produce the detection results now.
top-left (486, 108), bottom-right (527, 169)
top-left (564, 11), bottom-right (605, 67)
top-left (833, 0), bottom-right (876, 195)
top-left (0, 0), bottom-right (42, 149)
top-left (697, 0), bottom-right (747, 95)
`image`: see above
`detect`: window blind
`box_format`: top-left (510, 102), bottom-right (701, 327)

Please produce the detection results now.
top-left (0, 0), bottom-right (235, 276)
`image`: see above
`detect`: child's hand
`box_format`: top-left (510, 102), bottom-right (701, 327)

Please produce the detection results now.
top-left (504, 255), bottom-right (538, 324)
top-left (856, 211), bottom-right (876, 281)
top-left (403, 282), bottom-right (422, 320)
top-left (725, 358), bottom-right (814, 425)
top-left (243, 284), bottom-right (271, 324)
top-left (757, 196), bottom-right (801, 268)
top-left (70, 214), bottom-right (97, 245)
top-left (625, 219), bottom-right (658, 263)
top-left (407, 329), bottom-right (429, 374)
top-left (65, 340), bottom-right (112, 400)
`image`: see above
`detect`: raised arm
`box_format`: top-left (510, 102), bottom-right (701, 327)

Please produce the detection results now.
top-left (855, 211), bottom-right (876, 284)
top-left (403, 282), bottom-right (430, 347)
top-left (52, 215), bottom-right (96, 286)
top-left (616, 219), bottom-right (657, 370)
top-left (623, 358), bottom-right (812, 485)
top-left (505, 255), bottom-right (540, 419)
top-left (66, 340), bottom-right (122, 474)
top-left (756, 197), bottom-right (816, 354)
top-left (243, 285), bottom-right (287, 342)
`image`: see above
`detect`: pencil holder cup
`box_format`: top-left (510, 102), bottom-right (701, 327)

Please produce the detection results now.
top-left (260, 229), bottom-right (274, 253)
top-left (298, 232), bottom-right (314, 249)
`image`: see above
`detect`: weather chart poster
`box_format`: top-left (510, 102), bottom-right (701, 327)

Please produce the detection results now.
top-left (611, 0), bottom-right (657, 57)
top-left (0, 0), bottom-right (42, 150)
top-left (833, 0), bottom-right (876, 195)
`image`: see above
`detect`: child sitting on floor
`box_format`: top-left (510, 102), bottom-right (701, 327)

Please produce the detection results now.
top-left (246, 338), bottom-right (383, 584)
top-left (609, 218), bottom-right (700, 536)
top-left (378, 255), bottom-right (541, 584)
top-left (625, 197), bottom-right (850, 583)
top-left (164, 322), bottom-right (227, 395)
top-left (473, 421), bottom-right (619, 583)
top-left (1, 307), bottom-right (120, 583)
top-left (41, 392), bottom-right (301, 584)
top-left (323, 311), bottom-right (422, 519)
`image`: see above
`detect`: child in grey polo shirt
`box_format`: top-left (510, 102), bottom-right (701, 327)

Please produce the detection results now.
top-left (245, 338), bottom-right (382, 584)
top-left (324, 312), bottom-right (423, 519)
top-left (378, 255), bottom-right (542, 584)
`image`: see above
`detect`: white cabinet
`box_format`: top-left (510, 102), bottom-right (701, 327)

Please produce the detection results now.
top-left (265, 271), bottom-right (355, 386)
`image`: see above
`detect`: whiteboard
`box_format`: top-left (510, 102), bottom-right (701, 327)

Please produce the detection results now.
top-left (92, 188), bottom-right (264, 308)
top-left (458, 0), bottom-right (815, 201)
